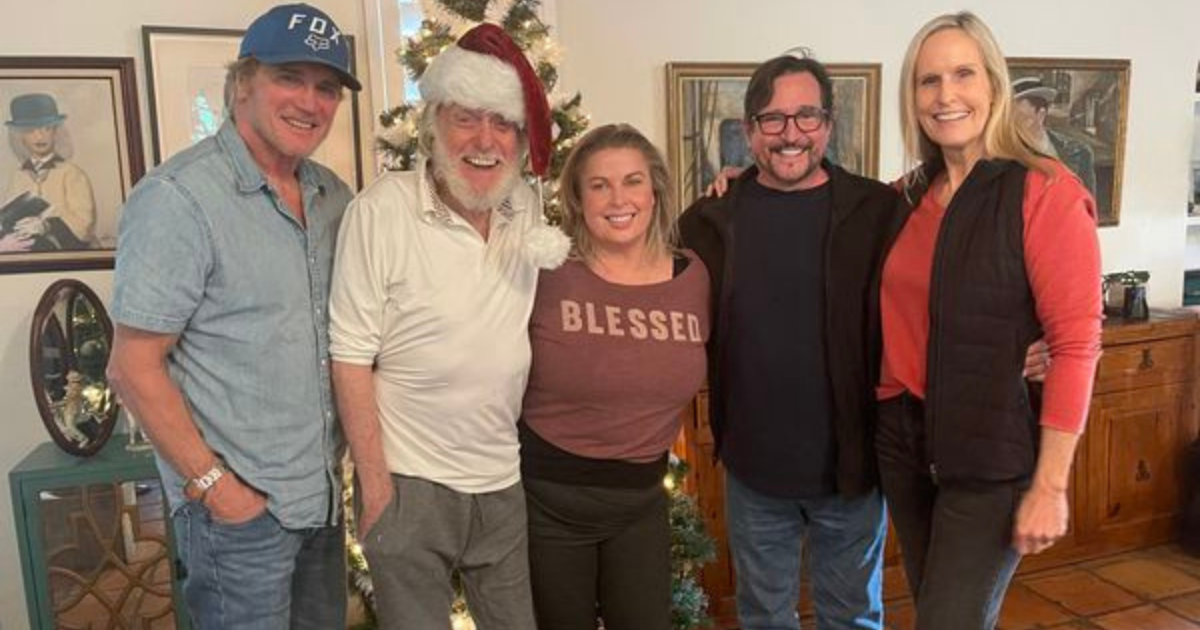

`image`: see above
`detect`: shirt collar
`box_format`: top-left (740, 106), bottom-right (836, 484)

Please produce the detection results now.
top-left (216, 119), bottom-right (323, 196)
top-left (23, 154), bottom-right (62, 172)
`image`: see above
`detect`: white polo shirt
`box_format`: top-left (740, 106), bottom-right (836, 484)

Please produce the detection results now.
top-left (329, 160), bottom-right (541, 493)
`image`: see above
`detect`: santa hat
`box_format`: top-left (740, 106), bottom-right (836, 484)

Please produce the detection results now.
top-left (419, 23), bottom-right (552, 176)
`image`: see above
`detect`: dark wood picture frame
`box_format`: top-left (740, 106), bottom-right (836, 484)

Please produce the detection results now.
top-left (0, 57), bottom-right (144, 273)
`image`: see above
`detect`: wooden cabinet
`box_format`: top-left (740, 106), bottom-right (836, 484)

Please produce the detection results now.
top-left (675, 310), bottom-right (1200, 628)
top-left (9, 439), bottom-right (188, 630)
top-left (1080, 314), bottom-right (1198, 552)
top-left (1085, 385), bottom-right (1188, 543)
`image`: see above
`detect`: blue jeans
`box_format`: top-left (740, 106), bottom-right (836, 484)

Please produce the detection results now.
top-left (172, 502), bottom-right (346, 630)
top-left (725, 471), bottom-right (885, 630)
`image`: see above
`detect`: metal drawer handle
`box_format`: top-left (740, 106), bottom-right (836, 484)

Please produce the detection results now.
top-left (1136, 459), bottom-right (1151, 482)
top-left (1138, 348), bottom-right (1155, 371)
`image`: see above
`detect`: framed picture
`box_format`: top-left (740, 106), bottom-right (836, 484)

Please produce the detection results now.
top-left (142, 26), bottom-right (365, 190)
top-left (0, 57), bottom-right (143, 273)
top-left (1008, 58), bottom-right (1131, 227)
top-left (665, 61), bottom-right (880, 208)
top-left (1191, 68), bottom-right (1200, 215)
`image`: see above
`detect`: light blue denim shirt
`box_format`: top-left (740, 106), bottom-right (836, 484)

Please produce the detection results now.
top-left (111, 120), bottom-right (350, 528)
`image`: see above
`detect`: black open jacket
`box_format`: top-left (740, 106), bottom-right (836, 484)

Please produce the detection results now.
top-left (678, 161), bottom-right (899, 497)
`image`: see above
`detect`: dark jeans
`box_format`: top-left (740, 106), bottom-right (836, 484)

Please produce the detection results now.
top-left (875, 393), bottom-right (1023, 630)
top-left (524, 477), bottom-right (671, 630)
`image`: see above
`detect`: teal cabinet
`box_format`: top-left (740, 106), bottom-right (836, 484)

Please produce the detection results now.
top-left (9, 440), bottom-right (189, 629)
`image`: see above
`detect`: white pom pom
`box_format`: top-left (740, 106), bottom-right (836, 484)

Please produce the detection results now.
top-left (524, 223), bottom-right (570, 269)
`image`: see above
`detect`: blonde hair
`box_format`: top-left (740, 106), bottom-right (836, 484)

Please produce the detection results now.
top-left (558, 124), bottom-right (677, 263)
top-left (223, 58), bottom-right (345, 123)
top-left (223, 57), bottom-right (260, 120)
top-left (9, 125), bottom-right (73, 161)
top-left (899, 11), bottom-right (1050, 191)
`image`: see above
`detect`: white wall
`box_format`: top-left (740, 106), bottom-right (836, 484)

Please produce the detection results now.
top-left (0, 2), bottom-right (367, 626)
top-left (0, 0), bottom-right (1196, 626)
top-left (556, 0), bottom-right (1200, 305)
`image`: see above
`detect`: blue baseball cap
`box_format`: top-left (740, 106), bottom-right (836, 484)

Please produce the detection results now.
top-left (239, 3), bottom-right (362, 91)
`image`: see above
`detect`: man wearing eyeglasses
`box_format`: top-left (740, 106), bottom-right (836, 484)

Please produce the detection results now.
top-left (679, 54), bottom-right (898, 630)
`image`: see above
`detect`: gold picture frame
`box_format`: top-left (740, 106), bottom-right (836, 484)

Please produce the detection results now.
top-left (666, 61), bottom-right (880, 208)
top-left (1008, 57), bottom-right (1131, 227)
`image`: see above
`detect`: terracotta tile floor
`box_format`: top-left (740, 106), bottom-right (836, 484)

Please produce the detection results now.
top-left (880, 544), bottom-right (1200, 630)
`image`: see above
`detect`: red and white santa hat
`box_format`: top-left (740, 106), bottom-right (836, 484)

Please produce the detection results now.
top-left (419, 23), bottom-right (552, 177)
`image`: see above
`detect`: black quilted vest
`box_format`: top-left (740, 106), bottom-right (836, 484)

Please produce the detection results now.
top-left (899, 159), bottom-right (1044, 485)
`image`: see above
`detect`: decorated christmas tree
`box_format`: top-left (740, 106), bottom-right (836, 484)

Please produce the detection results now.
top-left (375, 0), bottom-right (589, 221)
top-left (667, 456), bottom-right (718, 629)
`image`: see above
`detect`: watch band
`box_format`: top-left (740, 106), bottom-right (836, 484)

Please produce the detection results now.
top-left (186, 460), bottom-right (227, 501)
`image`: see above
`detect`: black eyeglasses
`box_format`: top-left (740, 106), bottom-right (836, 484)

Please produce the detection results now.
top-left (751, 107), bottom-right (829, 135)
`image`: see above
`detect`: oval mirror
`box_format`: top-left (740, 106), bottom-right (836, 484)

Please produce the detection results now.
top-left (29, 279), bottom-right (118, 456)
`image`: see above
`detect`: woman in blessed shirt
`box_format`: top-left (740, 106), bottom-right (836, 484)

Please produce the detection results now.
top-left (519, 123), bottom-right (709, 630)
top-left (875, 11), bottom-right (1103, 630)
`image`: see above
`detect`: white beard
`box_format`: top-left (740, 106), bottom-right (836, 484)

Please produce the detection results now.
top-left (431, 139), bottom-right (521, 213)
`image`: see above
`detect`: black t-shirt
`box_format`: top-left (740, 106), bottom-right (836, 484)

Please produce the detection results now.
top-left (722, 177), bottom-right (837, 498)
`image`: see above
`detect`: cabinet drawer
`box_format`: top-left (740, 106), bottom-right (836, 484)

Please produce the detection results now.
top-left (1093, 336), bottom-right (1193, 394)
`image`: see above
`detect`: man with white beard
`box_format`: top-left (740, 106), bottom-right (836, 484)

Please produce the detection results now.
top-left (328, 23), bottom-right (565, 629)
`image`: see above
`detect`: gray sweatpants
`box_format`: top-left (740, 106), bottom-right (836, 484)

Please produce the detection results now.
top-left (361, 475), bottom-right (535, 630)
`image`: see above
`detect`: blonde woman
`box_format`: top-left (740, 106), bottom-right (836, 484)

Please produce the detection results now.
top-left (520, 124), bottom-right (710, 630)
top-left (875, 11), bottom-right (1102, 630)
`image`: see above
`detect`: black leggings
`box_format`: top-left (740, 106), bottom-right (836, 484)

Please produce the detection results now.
top-left (523, 477), bottom-right (671, 630)
top-left (876, 393), bottom-right (1024, 630)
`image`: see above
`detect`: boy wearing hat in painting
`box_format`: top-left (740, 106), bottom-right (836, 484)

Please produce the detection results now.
top-left (107, 4), bottom-right (361, 628)
top-left (329, 22), bottom-right (562, 629)
top-left (2, 92), bottom-right (96, 251)
top-left (1013, 76), bottom-right (1098, 195)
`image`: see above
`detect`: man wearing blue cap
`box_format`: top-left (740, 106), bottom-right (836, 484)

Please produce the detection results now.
top-left (107, 4), bottom-right (360, 629)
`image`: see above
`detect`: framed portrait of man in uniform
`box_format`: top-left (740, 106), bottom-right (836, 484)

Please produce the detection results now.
top-left (1008, 57), bottom-right (1131, 227)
